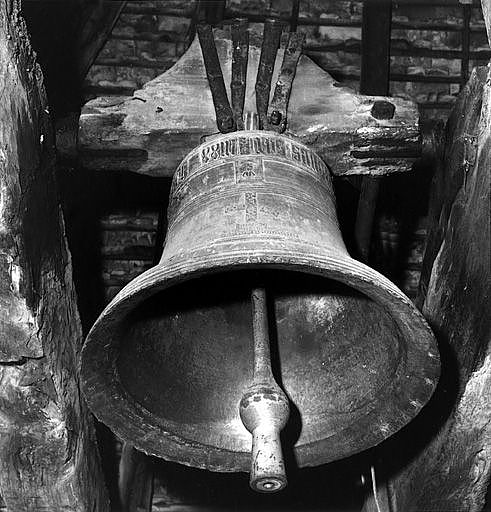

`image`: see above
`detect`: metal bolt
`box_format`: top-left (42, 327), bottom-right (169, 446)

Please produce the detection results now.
top-left (371, 100), bottom-right (396, 120)
top-left (219, 116), bottom-right (235, 132)
top-left (269, 111), bottom-right (282, 125)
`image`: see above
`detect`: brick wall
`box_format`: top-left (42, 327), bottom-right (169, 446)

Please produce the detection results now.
top-left (85, 0), bottom-right (489, 120)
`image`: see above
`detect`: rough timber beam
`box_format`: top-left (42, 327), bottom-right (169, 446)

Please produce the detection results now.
top-left (78, 28), bottom-right (421, 178)
top-left (390, 64), bottom-right (491, 512)
top-left (0, 3), bottom-right (109, 510)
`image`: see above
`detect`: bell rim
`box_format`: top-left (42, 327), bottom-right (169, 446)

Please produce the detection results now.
top-left (80, 250), bottom-right (440, 472)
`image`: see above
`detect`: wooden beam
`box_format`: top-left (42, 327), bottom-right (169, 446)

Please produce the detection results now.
top-left (360, 0), bottom-right (392, 96)
top-left (483, 0), bottom-right (491, 47)
top-left (78, 0), bottom-right (126, 80)
top-left (390, 64), bottom-right (491, 511)
top-left (0, 2), bottom-right (109, 509)
top-left (77, 27), bottom-right (420, 178)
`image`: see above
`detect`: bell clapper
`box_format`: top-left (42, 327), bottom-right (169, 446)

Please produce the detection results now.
top-left (239, 287), bottom-right (290, 493)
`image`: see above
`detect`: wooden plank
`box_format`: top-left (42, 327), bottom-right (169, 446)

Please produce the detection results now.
top-left (77, 27), bottom-right (420, 178)
top-left (0, 2), bottom-right (109, 510)
top-left (78, 0), bottom-right (126, 80)
top-left (390, 64), bottom-right (491, 511)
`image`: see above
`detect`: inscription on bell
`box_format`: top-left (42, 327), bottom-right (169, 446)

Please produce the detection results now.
top-left (202, 138), bottom-right (239, 164)
top-left (174, 133), bottom-right (331, 196)
top-left (189, 134), bottom-right (326, 175)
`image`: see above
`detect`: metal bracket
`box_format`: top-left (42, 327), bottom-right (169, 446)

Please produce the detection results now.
top-left (197, 17), bottom-right (303, 135)
top-left (197, 23), bottom-right (236, 133)
top-left (255, 19), bottom-right (284, 130)
top-left (231, 19), bottom-right (249, 130)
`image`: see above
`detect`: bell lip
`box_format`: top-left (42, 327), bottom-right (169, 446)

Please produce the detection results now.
top-left (80, 250), bottom-right (440, 473)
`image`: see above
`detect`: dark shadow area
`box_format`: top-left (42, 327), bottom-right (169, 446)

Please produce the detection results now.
top-left (21, 3), bottom-right (82, 117)
top-left (153, 453), bottom-right (368, 510)
top-left (58, 168), bottom-right (171, 509)
top-left (371, 159), bottom-right (436, 286)
top-left (333, 176), bottom-right (361, 257)
top-left (375, 318), bottom-right (461, 498)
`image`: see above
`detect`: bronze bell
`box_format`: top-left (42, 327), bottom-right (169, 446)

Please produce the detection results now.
top-left (80, 130), bottom-right (439, 492)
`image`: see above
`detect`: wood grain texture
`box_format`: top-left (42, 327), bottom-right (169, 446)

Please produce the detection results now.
top-left (390, 64), bottom-right (491, 512)
top-left (78, 27), bottom-right (420, 178)
top-left (0, 2), bottom-right (109, 510)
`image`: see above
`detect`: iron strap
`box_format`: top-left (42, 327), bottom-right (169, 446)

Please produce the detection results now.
top-left (255, 19), bottom-right (283, 130)
top-left (231, 19), bottom-right (249, 130)
top-left (197, 23), bottom-right (236, 133)
top-left (267, 32), bottom-right (305, 133)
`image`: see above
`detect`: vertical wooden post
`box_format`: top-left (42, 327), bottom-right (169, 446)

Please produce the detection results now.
top-left (354, 0), bottom-right (392, 263)
top-left (390, 63), bottom-right (491, 512)
top-left (354, 178), bottom-right (381, 261)
top-left (0, 2), bottom-right (109, 510)
top-left (360, 0), bottom-right (392, 95)
top-left (290, 0), bottom-right (300, 32)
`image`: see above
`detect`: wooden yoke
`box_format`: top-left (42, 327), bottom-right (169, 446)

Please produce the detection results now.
top-left (77, 26), bottom-right (421, 178)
